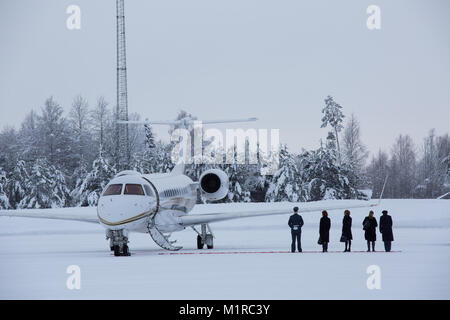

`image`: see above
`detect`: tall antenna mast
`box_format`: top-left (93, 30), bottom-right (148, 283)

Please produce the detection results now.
top-left (116, 0), bottom-right (130, 169)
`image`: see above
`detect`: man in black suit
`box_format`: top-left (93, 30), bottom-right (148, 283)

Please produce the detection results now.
top-left (380, 210), bottom-right (394, 252)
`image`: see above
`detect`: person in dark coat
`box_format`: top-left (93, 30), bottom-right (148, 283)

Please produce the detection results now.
top-left (319, 210), bottom-right (331, 252)
top-left (341, 210), bottom-right (353, 252)
top-left (379, 210), bottom-right (394, 252)
top-left (363, 211), bottom-right (378, 252)
top-left (288, 206), bottom-right (304, 252)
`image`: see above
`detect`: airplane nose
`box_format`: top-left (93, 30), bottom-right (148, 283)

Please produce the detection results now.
top-left (98, 196), bottom-right (154, 225)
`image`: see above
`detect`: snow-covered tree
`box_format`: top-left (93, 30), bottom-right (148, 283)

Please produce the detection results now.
top-left (367, 150), bottom-right (390, 198)
top-left (342, 114), bottom-right (368, 186)
top-left (389, 134), bottom-right (416, 198)
top-left (0, 127), bottom-right (20, 174)
top-left (265, 145), bottom-right (304, 202)
top-left (5, 160), bottom-right (29, 209)
top-left (0, 168), bottom-right (9, 209)
top-left (18, 110), bottom-right (41, 163)
top-left (144, 124), bottom-right (156, 149)
top-left (19, 159), bottom-right (70, 208)
top-left (221, 146), bottom-right (251, 203)
top-left (38, 97), bottom-right (73, 168)
top-left (72, 153), bottom-right (116, 206)
top-left (321, 95), bottom-right (345, 162)
top-left (300, 146), bottom-right (366, 201)
top-left (91, 96), bottom-right (110, 148)
top-left (134, 141), bottom-right (174, 174)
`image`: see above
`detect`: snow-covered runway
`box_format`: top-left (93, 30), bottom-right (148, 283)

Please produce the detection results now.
top-left (0, 199), bottom-right (449, 299)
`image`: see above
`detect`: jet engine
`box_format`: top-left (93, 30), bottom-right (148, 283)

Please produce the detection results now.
top-left (199, 169), bottom-right (229, 201)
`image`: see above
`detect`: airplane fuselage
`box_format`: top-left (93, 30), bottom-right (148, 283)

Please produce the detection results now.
top-left (97, 171), bottom-right (197, 234)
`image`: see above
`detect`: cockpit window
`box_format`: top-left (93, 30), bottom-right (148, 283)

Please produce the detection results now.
top-left (144, 185), bottom-right (154, 197)
top-left (124, 184), bottom-right (145, 196)
top-left (103, 184), bottom-right (123, 196)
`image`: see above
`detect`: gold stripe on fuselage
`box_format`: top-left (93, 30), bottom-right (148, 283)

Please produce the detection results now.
top-left (97, 210), bottom-right (153, 226)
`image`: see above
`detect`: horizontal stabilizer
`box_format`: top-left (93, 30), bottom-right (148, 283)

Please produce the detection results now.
top-left (117, 117), bottom-right (258, 126)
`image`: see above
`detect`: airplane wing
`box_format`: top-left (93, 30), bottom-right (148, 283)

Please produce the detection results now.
top-left (179, 200), bottom-right (377, 226)
top-left (0, 207), bottom-right (99, 224)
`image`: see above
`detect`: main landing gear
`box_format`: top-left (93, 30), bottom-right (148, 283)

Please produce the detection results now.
top-left (106, 229), bottom-right (131, 256)
top-left (192, 224), bottom-right (214, 249)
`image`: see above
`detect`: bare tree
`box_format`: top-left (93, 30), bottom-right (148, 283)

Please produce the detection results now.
top-left (342, 114), bottom-right (368, 185)
top-left (390, 134), bottom-right (416, 198)
top-left (367, 150), bottom-right (390, 198)
top-left (69, 95), bottom-right (91, 165)
top-left (416, 130), bottom-right (450, 197)
top-left (91, 96), bottom-right (110, 149)
top-left (38, 96), bottom-right (72, 167)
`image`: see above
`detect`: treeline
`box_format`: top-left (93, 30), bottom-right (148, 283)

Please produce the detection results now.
top-left (0, 95), bottom-right (448, 209)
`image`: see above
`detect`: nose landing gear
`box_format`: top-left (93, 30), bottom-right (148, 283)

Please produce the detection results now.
top-left (106, 229), bottom-right (131, 256)
top-left (193, 224), bottom-right (214, 249)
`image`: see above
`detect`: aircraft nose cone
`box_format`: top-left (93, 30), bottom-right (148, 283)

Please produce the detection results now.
top-left (98, 196), bottom-right (153, 225)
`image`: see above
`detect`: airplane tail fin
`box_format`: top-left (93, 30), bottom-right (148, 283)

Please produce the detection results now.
top-left (377, 175), bottom-right (388, 206)
top-left (170, 162), bottom-right (185, 175)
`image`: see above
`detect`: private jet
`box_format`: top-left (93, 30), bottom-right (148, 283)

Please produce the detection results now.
top-left (0, 117), bottom-right (381, 256)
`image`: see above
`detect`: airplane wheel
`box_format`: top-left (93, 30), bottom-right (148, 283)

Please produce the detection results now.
top-left (197, 235), bottom-right (204, 249)
top-left (113, 245), bottom-right (121, 256)
top-left (206, 234), bottom-right (213, 249)
top-left (123, 244), bottom-right (130, 256)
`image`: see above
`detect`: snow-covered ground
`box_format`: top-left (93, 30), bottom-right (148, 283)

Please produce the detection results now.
top-left (0, 199), bottom-right (449, 299)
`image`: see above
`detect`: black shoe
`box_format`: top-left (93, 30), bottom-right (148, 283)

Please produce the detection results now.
top-left (298, 249), bottom-right (302, 252)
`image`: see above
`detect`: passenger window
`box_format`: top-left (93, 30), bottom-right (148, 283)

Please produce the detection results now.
top-left (124, 184), bottom-right (145, 196)
top-left (103, 184), bottom-right (123, 196)
top-left (144, 185), bottom-right (154, 197)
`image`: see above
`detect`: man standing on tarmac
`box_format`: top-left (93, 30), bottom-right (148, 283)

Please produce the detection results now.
top-left (288, 207), bottom-right (304, 253)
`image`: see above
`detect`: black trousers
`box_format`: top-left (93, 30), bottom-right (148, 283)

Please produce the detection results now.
top-left (291, 231), bottom-right (302, 252)
top-left (384, 241), bottom-right (392, 252)
top-left (345, 240), bottom-right (351, 251)
top-left (322, 242), bottom-right (328, 252)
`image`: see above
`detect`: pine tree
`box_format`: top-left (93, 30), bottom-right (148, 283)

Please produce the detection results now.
top-left (19, 159), bottom-right (70, 208)
top-left (265, 145), bottom-right (304, 202)
top-left (0, 168), bottom-right (9, 209)
top-left (222, 146), bottom-right (251, 202)
top-left (321, 95), bottom-right (345, 162)
top-left (300, 145), bottom-right (366, 201)
top-left (73, 152), bottom-right (116, 206)
top-left (5, 160), bottom-right (29, 209)
top-left (144, 124), bottom-right (156, 149)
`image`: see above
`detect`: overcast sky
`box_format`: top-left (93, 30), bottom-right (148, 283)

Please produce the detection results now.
top-left (0, 0), bottom-right (449, 155)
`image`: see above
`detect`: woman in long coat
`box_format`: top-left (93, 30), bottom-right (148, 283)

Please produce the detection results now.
top-left (319, 210), bottom-right (331, 252)
top-left (341, 210), bottom-right (352, 252)
top-left (363, 210), bottom-right (378, 252)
